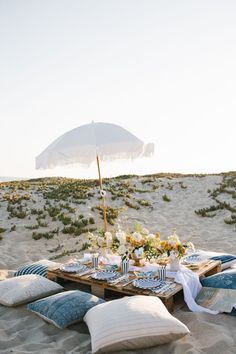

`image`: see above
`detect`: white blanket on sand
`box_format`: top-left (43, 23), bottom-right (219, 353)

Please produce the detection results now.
top-left (174, 266), bottom-right (218, 314)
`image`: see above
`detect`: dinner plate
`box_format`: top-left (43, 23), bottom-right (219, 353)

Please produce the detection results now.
top-left (60, 263), bottom-right (87, 273)
top-left (134, 271), bottom-right (156, 278)
top-left (182, 254), bottom-right (205, 264)
top-left (91, 271), bottom-right (118, 281)
top-left (133, 278), bottom-right (163, 289)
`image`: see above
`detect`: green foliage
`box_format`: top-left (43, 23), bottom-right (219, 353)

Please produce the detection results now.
top-left (49, 249), bottom-right (78, 260)
top-left (25, 224), bottom-right (40, 230)
top-left (58, 213), bottom-right (72, 225)
top-left (162, 194), bottom-right (171, 202)
top-left (30, 208), bottom-right (44, 216)
top-left (137, 199), bottom-right (150, 207)
top-left (0, 227), bottom-right (7, 233)
top-left (7, 204), bottom-right (27, 219)
top-left (125, 200), bottom-right (140, 210)
top-left (32, 228), bottom-right (59, 240)
top-left (10, 225), bottom-right (16, 232)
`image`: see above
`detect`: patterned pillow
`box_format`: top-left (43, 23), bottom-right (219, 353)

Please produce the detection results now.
top-left (27, 290), bottom-right (105, 329)
top-left (210, 255), bottom-right (236, 267)
top-left (0, 274), bottom-right (63, 306)
top-left (198, 250), bottom-right (236, 270)
top-left (84, 295), bottom-right (190, 353)
top-left (201, 272), bottom-right (236, 289)
top-left (190, 251), bottom-right (236, 270)
top-left (14, 259), bottom-right (61, 277)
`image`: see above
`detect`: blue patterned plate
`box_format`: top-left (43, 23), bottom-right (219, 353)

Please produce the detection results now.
top-left (133, 278), bottom-right (162, 289)
top-left (134, 271), bottom-right (156, 278)
top-left (60, 263), bottom-right (87, 273)
top-left (91, 271), bottom-right (118, 281)
top-left (182, 254), bottom-right (205, 264)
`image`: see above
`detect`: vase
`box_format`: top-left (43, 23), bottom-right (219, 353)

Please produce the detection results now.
top-left (169, 256), bottom-right (181, 271)
top-left (131, 253), bottom-right (145, 267)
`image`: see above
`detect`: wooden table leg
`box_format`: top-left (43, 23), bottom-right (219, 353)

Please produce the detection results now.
top-left (91, 283), bottom-right (105, 299)
top-left (161, 296), bottom-right (174, 312)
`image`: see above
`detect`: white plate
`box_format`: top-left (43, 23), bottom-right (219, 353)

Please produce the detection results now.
top-left (133, 278), bottom-right (162, 289)
top-left (91, 271), bottom-right (118, 281)
top-left (60, 264), bottom-right (87, 273)
top-left (182, 255), bottom-right (205, 264)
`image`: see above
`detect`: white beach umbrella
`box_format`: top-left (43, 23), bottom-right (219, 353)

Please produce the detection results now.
top-left (36, 122), bottom-right (154, 231)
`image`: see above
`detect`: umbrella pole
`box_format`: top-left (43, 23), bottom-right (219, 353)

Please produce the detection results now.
top-left (96, 154), bottom-right (107, 232)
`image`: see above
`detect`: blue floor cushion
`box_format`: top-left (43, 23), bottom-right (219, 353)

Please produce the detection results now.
top-left (201, 271), bottom-right (236, 290)
top-left (27, 290), bottom-right (105, 329)
top-left (210, 254), bottom-right (236, 266)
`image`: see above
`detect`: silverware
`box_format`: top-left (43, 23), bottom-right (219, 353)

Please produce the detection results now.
top-left (107, 275), bottom-right (127, 285)
top-left (121, 279), bottom-right (135, 287)
top-left (77, 268), bottom-right (95, 276)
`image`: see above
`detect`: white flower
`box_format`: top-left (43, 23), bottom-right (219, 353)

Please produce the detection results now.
top-left (147, 233), bottom-right (156, 241)
top-left (134, 247), bottom-right (144, 258)
top-left (187, 242), bottom-right (195, 252)
top-left (97, 236), bottom-right (105, 247)
top-left (116, 230), bottom-right (126, 244)
top-left (131, 232), bottom-right (142, 242)
top-left (118, 244), bottom-right (127, 255)
top-left (142, 228), bottom-right (149, 235)
top-left (169, 250), bottom-right (178, 259)
top-left (168, 233), bottom-right (180, 246)
top-left (105, 232), bottom-right (113, 248)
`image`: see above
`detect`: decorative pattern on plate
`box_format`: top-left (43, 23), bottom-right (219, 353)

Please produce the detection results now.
top-left (134, 271), bottom-right (156, 278)
top-left (133, 278), bottom-right (163, 289)
top-left (60, 264), bottom-right (87, 273)
top-left (91, 271), bottom-right (118, 281)
top-left (182, 254), bottom-right (205, 264)
top-left (102, 264), bottom-right (118, 271)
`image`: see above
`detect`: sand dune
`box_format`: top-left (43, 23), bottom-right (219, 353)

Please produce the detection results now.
top-left (0, 173), bottom-right (235, 353)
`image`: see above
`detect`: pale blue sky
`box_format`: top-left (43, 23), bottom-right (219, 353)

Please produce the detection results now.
top-left (0, 0), bottom-right (235, 178)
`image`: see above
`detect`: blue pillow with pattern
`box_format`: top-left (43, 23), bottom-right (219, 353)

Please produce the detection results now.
top-left (210, 255), bottom-right (236, 264)
top-left (27, 290), bottom-right (105, 329)
top-left (201, 272), bottom-right (236, 290)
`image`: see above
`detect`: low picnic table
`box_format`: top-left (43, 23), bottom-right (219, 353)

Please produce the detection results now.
top-left (47, 260), bottom-right (221, 312)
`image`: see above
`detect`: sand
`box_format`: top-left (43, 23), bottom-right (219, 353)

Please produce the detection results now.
top-left (0, 174), bottom-right (236, 353)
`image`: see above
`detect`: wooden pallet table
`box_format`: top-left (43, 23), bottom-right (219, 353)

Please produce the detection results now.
top-left (47, 260), bottom-right (221, 312)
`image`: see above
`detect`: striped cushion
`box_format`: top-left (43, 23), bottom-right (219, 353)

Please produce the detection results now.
top-left (14, 264), bottom-right (48, 277)
top-left (14, 260), bottom-right (61, 277)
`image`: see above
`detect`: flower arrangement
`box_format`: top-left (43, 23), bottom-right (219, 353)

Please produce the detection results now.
top-left (86, 226), bottom-right (194, 266)
top-left (153, 229), bottom-right (195, 261)
top-left (87, 229), bottom-right (113, 253)
top-left (111, 223), bottom-right (161, 262)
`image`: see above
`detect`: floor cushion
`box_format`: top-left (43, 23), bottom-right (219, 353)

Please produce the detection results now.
top-left (27, 290), bottom-right (105, 329)
top-left (201, 271), bottom-right (236, 289)
top-left (84, 295), bottom-right (190, 354)
top-left (14, 259), bottom-right (61, 277)
top-left (189, 250), bottom-right (236, 270)
top-left (0, 274), bottom-right (63, 306)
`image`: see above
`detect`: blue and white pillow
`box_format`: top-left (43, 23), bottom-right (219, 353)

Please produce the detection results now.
top-left (14, 260), bottom-right (61, 277)
top-left (201, 271), bottom-right (236, 315)
top-left (201, 271), bottom-right (236, 290)
top-left (27, 290), bottom-right (105, 329)
top-left (189, 250), bottom-right (236, 270)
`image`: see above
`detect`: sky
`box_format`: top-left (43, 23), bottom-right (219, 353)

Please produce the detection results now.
top-left (0, 0), bottom-right (236, 179)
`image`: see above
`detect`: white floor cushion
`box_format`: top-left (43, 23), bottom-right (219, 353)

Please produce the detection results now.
top-left (84, 295), bottom-right (190, 354)
top-left (0, 274), bottom-right (63, 306)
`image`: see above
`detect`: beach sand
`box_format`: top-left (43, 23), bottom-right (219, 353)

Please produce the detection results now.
top-left (0, 173), bottom-right (235, 353)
